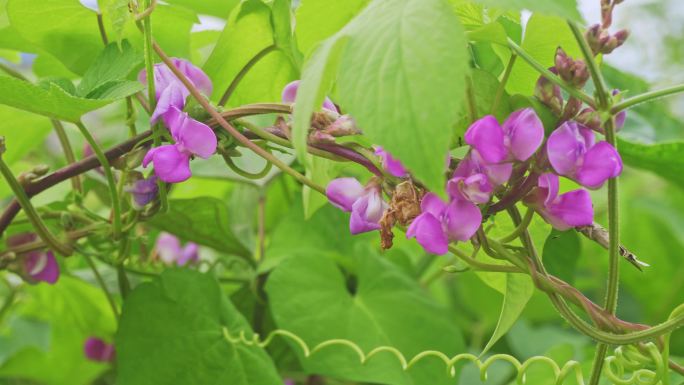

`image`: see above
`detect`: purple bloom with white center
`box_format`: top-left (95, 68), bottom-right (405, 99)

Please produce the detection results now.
top-left (464, 108), bottom-right (544, 164)
top-left (524, 173), bottom-right (594, 231)
top-left (373, 146), bottom-right (408, 178)
top-left (138, 58), bottom-right (212, 125)
top-left (143, 107), bottom-right (217, 183)
top-left (406, 193), bottom-right (482, 255)
top-left (7, 233), bottom-right (60, 285)
top-left (124, 175), bottom-right (158, 209)
top-left (326, 178), bottom-right (388, 235)
top-left (546, 121), bottom-right (623, 189)
top-left (84, 337), bottom-right (115, 363)
top-left (155, 232), bottom-right (199, 266)
top-left (281, 80), bottom-right (339, 113)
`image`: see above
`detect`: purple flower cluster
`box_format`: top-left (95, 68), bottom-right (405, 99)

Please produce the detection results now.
top-left (326, 178), bottom-right (388, 234)
top-left (7, 233), bottom-right (59, 284)
top-left (84, 337), bottom-right (115, 363)
top-left (139, 59), bottom-right (217, 183)
top-left (155, 232), bottom-right (199, 266)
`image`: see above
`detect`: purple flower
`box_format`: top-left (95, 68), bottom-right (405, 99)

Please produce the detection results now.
top-left (524, 173), bottom-right (593, 231)
top-left (143, 107), bottom-right (217, 183)
top-left (281, 80), bottom-right (338, 113)
top-left (464, 108), bottom-right (544, 164)
top-left (373, 146), bottom-right (408, 177)
top-left (406, 193), bottom-right (481, 255)
top-left (546, 121), bottom-right (622, 189)
top-left (138, 58), bottom-right (212, 125)
top-left (124, 175), bottom-right (158, 209)
top-left (449, 150), bottom-right (512, 204)
top-left (612, 90), bottom-right (626, 131)
top-left (283, 380), bottom-right (295, 385)
top-left (84, 337), bottom-right (115, 363)
top-left (155, 232), bottom-right (199, 266)
top-left (326, 178), bottom-right (388, 234)
top-left (7, 233), bottom-right (60, 285)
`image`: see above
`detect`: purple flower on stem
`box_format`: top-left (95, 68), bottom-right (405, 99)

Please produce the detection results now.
top-left (326, 178), bottom-right (388, 234)
top-left (464, 108), bottom-right (545, 164)
top-left (124, 175), bottom-right (158, 209)
top-left (138, 58), bottom-right (212, 125)
top-left (373, 146), bottom-right (408, 178)
top-left (143, 107), bottom-right (217, 183)
top-left (406, 193), bottom-right (481, 255)
top-left (524, 173), bottom-right (593, 230)
top-left (546, 121), bottom-right (622, 189)
top-left (449, 150), bottom-right (512, 204)
top-left (7, 233), bottom-right (60, 285)
top-left (281, 80), bottom-right (338, 113)
top-left (155, 232), bottom-right (199, 266)
top-left (84, 337), bottom-right (115, 363)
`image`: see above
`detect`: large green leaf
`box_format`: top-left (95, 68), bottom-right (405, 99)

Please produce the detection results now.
top-left (0, 75), bottom-right (141, 122)
top-left (0, 277), bottom-right (117, 385)
top-left (469, 0), bottom-right (581, 22)
top-left (543, 229), bottom-right (581, 285)
top-left (147, 198), bottom-right (252, 257)
top-left (116, 269), bottom-right (281, 385)
top-left (165, 0), bottom-right (239, 18)
top-left (76, 40), bottom-right (142, 97)
top-left (294, 0), bottom-right (368, 55)
top-left (295, 0), bottom-right (469, 193)
top-left (617, 138), bottom-right (684, 189)
top-left (0, 105), bottom-right (52, 165)
top-left (506, 14), bottom-right (581, 96)
top-left (266, 253), bottom-right (466, 385)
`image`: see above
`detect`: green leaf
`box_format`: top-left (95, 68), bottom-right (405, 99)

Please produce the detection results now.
top-left (165, 0), bottom-right (239, 18)
top-left (294, 0), bottom-right (368, 55)
top-left (7, 0), bottom-right (104, 75)
top-left (77, 40), bottom-right (142, 97)
top-left (296, 0), bottom-right (469, 193)
top-left (506, 14), bottom-right (581, 96)
top-left (454, 68), bottom-right (511, 138)
top-left (480, 273), bottom-right (534, 355)
top-left (470, 0), bottom-right (582, 22)
top-left (0, 75), bottom-right (141, 122)
top-left (266, 253), bottom-right (466, 385)
top-left (99, 0), bottom-right (131, 44)
top-left (617, 138), bottom-right (684, 189)
top-left (0, 277), bottom-right (116, 385)
top-left (116, 269), bottom-right (281, 385)
top-left (543, 229), bottom-right (581, 285)
top-left (147, 197), bottom-right (251, 257)
top-left (0, 318), bottom-right (51, 366)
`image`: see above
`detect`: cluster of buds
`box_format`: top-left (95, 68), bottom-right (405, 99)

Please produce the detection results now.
top-left (555, 48), bottom-right (589, 88)
top-left (585, 24), bottom-right (629, 56)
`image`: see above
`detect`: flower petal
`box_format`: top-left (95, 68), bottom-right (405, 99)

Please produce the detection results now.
top-left (326, 178), bottom-right (365, 212)
top-left (545, 189), bottom-right (594, 230)
top-left (150, 83), bottom-right (187, 125)
top-left (176, 114), bottom-right (217, 159)
top-left (145, 145), bottom-right (192, 183)
top-left (420, 192), bottom-right (447, 218)
top-left (84, 337), bottom-right (115, 362)
top-left (547, 121), bottom-right (586, 177)
top-left (406, 213), bottom-right (448, 255)
top-left (537, 173), bottom-right (560, 207)
top-left (156, 232), bottom-right (181, 265)
top-left (178, 243), bottom-right (199, 266)
top-left (502, 108), bottom-right (544, 161)
top-left (171, 58), bottom-right (213, 96)
top-left (575, 141), bottom-right (623, 189)
top-left (349, 194), bottom-right (383, 235)
top-left (25, 251), bottom-right (59, 284)
top-left (464, 116), bottom-right (506, 163)
top-left (374, 146), bottom-right (408, 177)
top-left (281, 80), bottom-right (338, 112)
top-left (443, 198), bottom-right (482, 242)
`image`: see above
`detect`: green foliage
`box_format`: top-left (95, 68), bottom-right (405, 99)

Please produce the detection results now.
top-left (116, 269), bottom-right (281, 385)
top-left (266, 253), bottom-right (466, 385)
top-left (294, 0), bottom-right (368, 55)
top-left (148, 198), bottom-right (252, 258)
top-left (76, 40), bottom-right (142, 97)
top-left (469, 0), bottom-right (582, 21)
top-left (543, 229), bottom-right (581, 285)
top-left (99, 0), bottom-right (131, 44)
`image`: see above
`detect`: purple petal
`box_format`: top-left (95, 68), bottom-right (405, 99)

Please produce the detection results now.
top-left (464, 116), bottom-right (506, 163)
top-left (322, 98), bottom-right (339, 113)
top-left (24, 251), bottom-right (59, 284)
top-left (150, 83), bottom-right (187, 125)
top-left (143, 145), bottom-right (192, 183)
top-left (615, 111), bottom-right (626, 131)
top-left (156, 232), bottom-right (181, 265)
top-left (537, 173), bottom-right (560, 207)
top-left (502, 108), bottom-right (544, 161)
top-left (177, 243), bottom-right (199, 266)
top-left (281, 80), bottom-right (338, 112)
top-left (447, 174), bottom-right (492, 204)
top-left (420, 192), bottom-right (447, 218)
top-left (547, 121), bottom-right (587, 177)
top-left (125, 176), bottom-right (159, 209)
top-left (349, 189), bottom-right (387, 235)
top-left (374, 146), bottom-right (408, 177)
top-left (171, 58), bottom-right (213, 96)
top-left (575, 141), bottom-right (623, 189)
top-left (84, 337), bottom-right (115, 363)
top-left (174, 112), bottom-right (217, 159)
top-left (326, 178), bottom-right (365, 212)
top-left (443, 198), bottom-right (482, 242)
top-left (406, 213), bottom-right (449, 255)
top-left (545, 189), bottom-right (594, 230)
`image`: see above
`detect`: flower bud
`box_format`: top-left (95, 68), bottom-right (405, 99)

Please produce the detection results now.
top-left (534, 72), bottom-right (563, 115)
top-left (325, 115), bottom-right (361, 137)
top-left (555, 48), bottom-right (589, 88)
top-left (576, 107), bottom-right (602, 132)
top-left (124, 174), bottom-right (159, 209)
top-left (585, 24), bottom-right (603, 55)
top-left (561, 97), bottom-right (583, 121)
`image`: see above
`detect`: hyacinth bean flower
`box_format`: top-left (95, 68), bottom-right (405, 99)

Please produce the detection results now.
top-left (464, 108), bottom-right (544, 164)
top-left (546, 121), bottom-right (622, 189)
top-left (449, 150), bottom-right (513, 204)
top-left (7, 233), bottom-right (59, 285)
top-left (373, 146), bottom-right (408, 178)
top-left (155, 232), bottom-right (199, 266)
top-left (84, 337), bottom-right (115, 363)
top-left (281, 80), bottom-right (339, 113)
top-left (406, 193), bottom-right (482, 255)
top-left (138, 58), bottom-right (213, 125)
top-left (326, 178), bottom-right (388, 234)
top-left (124, 175), bottom-right (159, 209)
top-left (524, 173), bottom-right (593, 231)
top-left (143, 107), bottom-right (217, 183)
